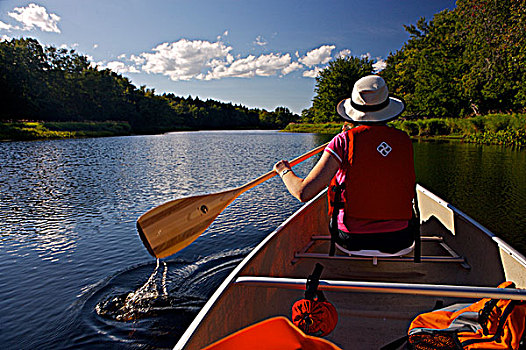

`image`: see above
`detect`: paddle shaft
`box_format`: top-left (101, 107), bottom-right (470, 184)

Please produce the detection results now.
top-left (238, 142), bottom-right (329, 193)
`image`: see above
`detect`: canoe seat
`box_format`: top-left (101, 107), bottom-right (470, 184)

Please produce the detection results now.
top-left (334, 241), bottom-right (415, 258)
top-left (292, 235), bottom-right (470, 269)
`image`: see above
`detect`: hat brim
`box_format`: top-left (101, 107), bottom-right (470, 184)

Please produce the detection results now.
top-left (337, 97), bottom-right (405, 124)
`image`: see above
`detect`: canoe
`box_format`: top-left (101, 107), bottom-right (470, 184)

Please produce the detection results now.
top-left (173, 184), bottom-right (526, 349)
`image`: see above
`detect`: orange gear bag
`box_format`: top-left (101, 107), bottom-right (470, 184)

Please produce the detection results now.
top-left (292, 263), bottom-right (338, 337)
top-left (408, 281), bottom-right (526, 349)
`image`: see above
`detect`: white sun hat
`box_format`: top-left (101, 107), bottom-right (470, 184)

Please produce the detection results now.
top-left (337, 75), bottom-right (405, 123)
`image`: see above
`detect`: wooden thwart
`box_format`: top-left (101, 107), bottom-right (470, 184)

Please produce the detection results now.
top-left (293, 234), bottom-right (470, 269)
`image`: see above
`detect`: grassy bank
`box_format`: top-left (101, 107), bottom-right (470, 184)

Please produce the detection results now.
top-left (283, 122), bottom-right (343, 134)
top-left (283, 114), bottom-right (526, 148)
top-left (0, 121), bottom-right (132, 141)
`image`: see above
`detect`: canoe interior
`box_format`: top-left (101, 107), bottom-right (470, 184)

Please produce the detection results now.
top-left (175, 185), bottom-right (526, 350)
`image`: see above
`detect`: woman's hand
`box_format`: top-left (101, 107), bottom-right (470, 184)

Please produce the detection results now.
top-left (273, 160), bottom-right (291, 176)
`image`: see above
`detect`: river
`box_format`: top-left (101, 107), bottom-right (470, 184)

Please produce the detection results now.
top-left (0, 131), bottom-right (524, 349)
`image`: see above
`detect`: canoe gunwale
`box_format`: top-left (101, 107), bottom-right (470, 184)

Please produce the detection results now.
top-left (234, 276), bottom-right (526, 301)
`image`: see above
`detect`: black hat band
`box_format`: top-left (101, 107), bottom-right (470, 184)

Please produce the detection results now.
top-left (350, 97), bottom-right (390, 112)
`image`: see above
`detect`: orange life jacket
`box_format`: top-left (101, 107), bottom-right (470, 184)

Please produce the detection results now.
top-left (408, 281), bottom-right (526, 349)
top-left (328, 125), bottom-right (415, 221)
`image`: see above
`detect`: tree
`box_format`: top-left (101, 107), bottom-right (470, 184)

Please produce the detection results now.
top-left (382, 11), bottom-right (466, 117)
top-left (455, 0), bottom-right (526, 114)
top-left (308, 56), bottom-right (373, 123)
top-left (0, 38), bottom-right (49, 120)
top-left (383, 1), bottom-right (526, 117)
top-left (259, 107), bottom-right (299, 128)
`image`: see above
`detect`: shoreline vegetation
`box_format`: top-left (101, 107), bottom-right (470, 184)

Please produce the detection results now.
top-left (283, 113), bottom-right (526, 148)
top-left (2, 113), bottom-right (524, 148)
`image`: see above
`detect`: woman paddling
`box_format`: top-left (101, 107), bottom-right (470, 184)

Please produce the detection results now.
top-left (273, 75), bottom-right (416, 256)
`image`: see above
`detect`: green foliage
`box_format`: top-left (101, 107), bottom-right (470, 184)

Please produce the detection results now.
top-left (259, 107), bottom-right (299, 129)
top-left (0, 121), bottom-right (134, 140)
top-left (286, 114), bottom-right (525, 147)
top-left (304, 56), bottom-right (373, 123)
top-left (0, 122), bottom-right (74, 140)
top-left (381, 0), bottom-right (526, 117)
top-left (44, 121), bottom-right (132, 137)
top-left (464, 129), bottom-right (526, 147)
top-left (391, 114), bottom-right (525, 147)
top-left (396, 120), bottom-right (420, 136)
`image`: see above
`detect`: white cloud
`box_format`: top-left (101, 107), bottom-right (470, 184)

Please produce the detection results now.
top-left (0, 20), bottom-right (12, 31)
top-left (373, 58), bottom-right (387, 72)
top-left (1, 34), bottom-right (11, 42)
top-left (254, 35), bottom-right (267, 47)
top-left (205, 52), bottom-right (293, 80)
top-left (282, 61), bottom-right (303, 75)
top-left (95, 60), bottom-right (139, 74)
top-left (303, 67), bottom-right (322, 78)
top-left (338, 49), bottom-right (351, 58)
top-left (299, 45), bottom-right (335, 67)
top-left (217, 30), bottom-right (229, 41)
top-left (130, 54), bottom-right (145, 65)
top-left (8, 3), bottom-right (61, 33)
top-left (140, 39), bottom-right (232, 81)
top-left (114, 35), bottom-right (342, 81)
top-left (106, 61), bottom-right (140, 74)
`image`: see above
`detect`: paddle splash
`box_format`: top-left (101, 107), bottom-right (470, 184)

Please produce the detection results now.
top-left (95, 259), bottom-right (173, 321)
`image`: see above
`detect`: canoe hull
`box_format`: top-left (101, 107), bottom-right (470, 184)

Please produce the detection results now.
top-left (174, 185), bottom-right (526, 349)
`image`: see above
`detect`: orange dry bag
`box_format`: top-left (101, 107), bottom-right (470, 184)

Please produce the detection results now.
top-left (291, 264), bottom-right (338, 337)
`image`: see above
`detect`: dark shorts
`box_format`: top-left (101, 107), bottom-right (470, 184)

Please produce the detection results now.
top-left (337, 225), bottom-right (415, 254)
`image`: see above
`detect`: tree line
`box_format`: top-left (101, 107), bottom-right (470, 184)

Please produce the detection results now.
top-left (303, 0), bottom-right (526, 123)
top-left (0, 38), bottom-right (298, 133)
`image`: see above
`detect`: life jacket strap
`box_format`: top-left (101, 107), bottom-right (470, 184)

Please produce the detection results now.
top-left (329, 183), bottom-right (344, 257)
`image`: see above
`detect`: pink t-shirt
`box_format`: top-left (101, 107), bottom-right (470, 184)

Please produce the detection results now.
top-left (325, 131), bottom-right (409, 234)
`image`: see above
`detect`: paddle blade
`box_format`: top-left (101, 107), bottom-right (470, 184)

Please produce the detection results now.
top-left (137, 189), bottom-right (239, 258)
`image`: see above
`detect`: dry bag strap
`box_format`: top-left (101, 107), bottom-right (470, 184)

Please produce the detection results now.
top-left (305, 263), bottom-right (326, 301)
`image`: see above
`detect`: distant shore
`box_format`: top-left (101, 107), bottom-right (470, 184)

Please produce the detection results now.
top-left (0, 121), bottom-right (134, 141)
top-left (283, 114), bottom-right (525, 148)
top-left (0, 121), bottom-right (196, 141)
top-left (2, 114), bottom-right (525, 148)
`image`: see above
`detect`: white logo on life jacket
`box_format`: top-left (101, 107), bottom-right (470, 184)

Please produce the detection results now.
top-left (377, 142), bottom-right (392, 157)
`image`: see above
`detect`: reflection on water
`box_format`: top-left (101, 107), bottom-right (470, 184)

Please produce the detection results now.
top-left (0, 131), bottom-right (524, 349)
top-left (413, 140), bottom-right (526, 253)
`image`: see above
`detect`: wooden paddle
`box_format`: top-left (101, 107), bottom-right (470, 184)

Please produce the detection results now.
top-left (137, 142), bottom-right (329, 258)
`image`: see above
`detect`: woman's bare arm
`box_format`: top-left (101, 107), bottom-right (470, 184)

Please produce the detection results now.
top-left (274, 151), bottom-right (340, 202)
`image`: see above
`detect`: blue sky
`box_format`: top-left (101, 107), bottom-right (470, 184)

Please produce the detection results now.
top-left (0, 0), bottom-right (456, 114)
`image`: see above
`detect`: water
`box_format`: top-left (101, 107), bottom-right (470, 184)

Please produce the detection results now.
top-left (0, 131), bottom-right (524, 349)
